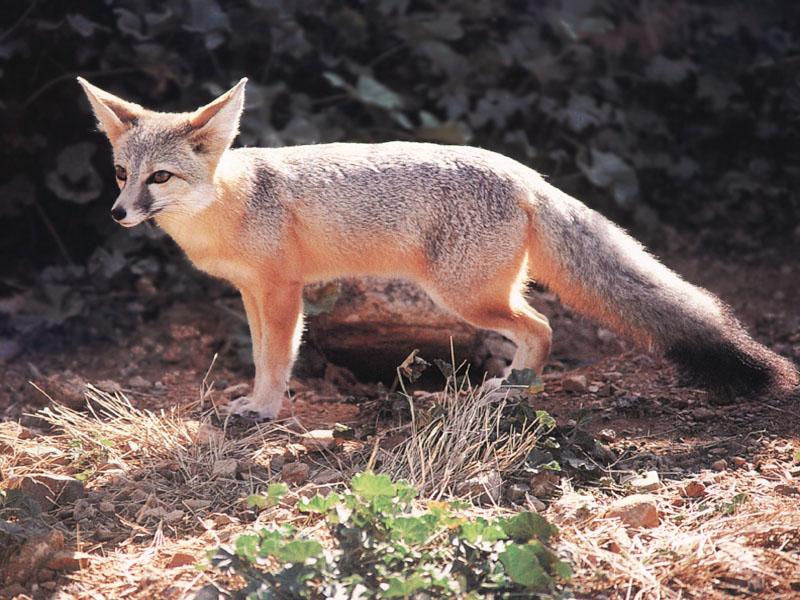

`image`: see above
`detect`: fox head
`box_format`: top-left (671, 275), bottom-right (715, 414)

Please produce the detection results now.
top-left (77, 78), bottom-right (247, 227)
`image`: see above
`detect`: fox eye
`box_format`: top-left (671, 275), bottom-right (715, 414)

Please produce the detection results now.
top-left (147, 170), bottom-right (172, 184)
top-left (114, 165), bottom-right (127, 181)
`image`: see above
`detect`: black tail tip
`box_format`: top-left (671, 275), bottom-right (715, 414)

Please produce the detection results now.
top-left (666, 339), bottom-right (799, 397)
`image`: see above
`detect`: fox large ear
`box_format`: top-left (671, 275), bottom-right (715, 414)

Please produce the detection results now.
top-left (187, 78), bottom-right (247, 155)
top-left (77, 78), bottom-right (144, 144)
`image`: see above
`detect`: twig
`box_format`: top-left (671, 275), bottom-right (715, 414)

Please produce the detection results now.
top-left (23, 67), bottom-right (139, 108)
top-left (30, 195), bottom-right (74, 265)
top-left (0, 0), bottom-right (37, 43)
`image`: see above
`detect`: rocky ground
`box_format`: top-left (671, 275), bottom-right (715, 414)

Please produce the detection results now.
top-left (1, 248), bottom-right (799, 599)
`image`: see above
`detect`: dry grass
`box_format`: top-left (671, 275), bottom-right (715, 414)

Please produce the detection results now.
top-left (2, 380), bottom-right (800, 599)
top-left (380, 371), bottom-right (548, 499)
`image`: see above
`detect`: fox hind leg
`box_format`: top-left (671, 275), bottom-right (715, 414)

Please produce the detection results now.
top-left (428, 260), bottom-right (552, 386)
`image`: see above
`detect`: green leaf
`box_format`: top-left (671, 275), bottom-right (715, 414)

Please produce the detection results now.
top-left (380, 573), bottom-right (430, 598)
top-left (298, 493), bottom-right (340, 514)
top-left (553, 559), bottom-right (572, 580)
top-left (275, 540), bottom-right (323, 564)
top-left (266, 483), bottom-right (288, 504)
top-left (356, 75), bottom-right (403, 110)
top-left (246, 494), bottom-right (267, 509)
top-left (257, 529), bottom-right (284, 558)
top-left (389, 516), bottom-right (433, 544)
top-left (459, 518), bottom-right (507, 545)
top-left (502, 512), bottom-right (557, 544)
top-left (234, 534), bottom-right (260, 562)
top-left (351, 472), bottom-right (396, 502)
top-left (247, 483), bottom-right (288, 509)
top-left (499, 543), bottom-right (551, 590)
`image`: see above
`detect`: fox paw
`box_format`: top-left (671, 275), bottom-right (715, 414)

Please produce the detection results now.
top-left (227, 395), bottom-right (282, 421)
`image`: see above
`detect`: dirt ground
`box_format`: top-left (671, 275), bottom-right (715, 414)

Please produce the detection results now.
top-left (1, 247), bottom-right (799, 599)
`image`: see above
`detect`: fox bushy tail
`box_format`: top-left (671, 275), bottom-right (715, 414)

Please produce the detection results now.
top-left (527, 184), bottom-right (798, 395)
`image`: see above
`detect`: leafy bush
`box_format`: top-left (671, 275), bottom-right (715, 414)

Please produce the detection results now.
top-left (209, 473), bottom-right (570, 598)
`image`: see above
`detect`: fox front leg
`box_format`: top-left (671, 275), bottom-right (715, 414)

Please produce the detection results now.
top-left (228, 284), bottom-right (304, 420)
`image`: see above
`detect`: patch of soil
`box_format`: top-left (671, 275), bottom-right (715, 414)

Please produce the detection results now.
top-left (0, 247), bottom-right (798, 599)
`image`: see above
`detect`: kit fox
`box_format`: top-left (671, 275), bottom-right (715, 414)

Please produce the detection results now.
top-left (78, 77), bottom-right (798, 420)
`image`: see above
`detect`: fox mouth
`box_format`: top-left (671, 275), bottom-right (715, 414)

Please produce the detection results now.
top-left (117, 206), bottom-right (164, 228)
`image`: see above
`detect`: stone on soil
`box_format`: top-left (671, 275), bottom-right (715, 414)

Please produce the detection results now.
top-left (563, 374), bottom-right (588, 393)
top-left (505, 482), bottom-right (529, 503)
top-left (605, 494), bottom-right (660, 528)
top-left (300, 429), bottom-right (335, 452)
top-left (211, 459), bottom-right (238, 478)
top-left (530, 471), bottom-right (560, 497)
top-left (167, 552), bottom-right (196, 569)
top-left (682, 481), bottom-right (707, 498)
top-left (2, 529), bottom-right (64, 585)
top-left (281, 461), bottom-right (310, 484)
top-left (455, 470), bottom-right (503, 504)
top-left (628, 470), bottom-right (661, 492)
top-left (18, 474), bottom-right (84, 510)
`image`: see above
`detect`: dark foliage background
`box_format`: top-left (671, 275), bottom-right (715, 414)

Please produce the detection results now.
top-left (1, 0), bottom-right (799, 344)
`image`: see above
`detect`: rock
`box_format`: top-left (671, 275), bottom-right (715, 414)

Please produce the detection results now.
top-left (270, 454), bottom-right (286, 472)
top-left (563, 375), bottom-right (588, 393)
top-left (195, 422), bottom-right (224, 445)
top-left (711, 459), bottom-right (728, 471)
top-left (2, 529), bottom-right (64, 584)
top-left (36, 568), bottom-right (54, 583)
top-left (505, 482), bottom-right (530, 503)
top-left (95, 379), bottom-right (123, 394)
top-left (526, 495), bottom-right (546, 512)
top-left (605, 495), bottom-right (660, 528)
top-left (0, 584), bottom-right (27, 597)
top-left (193, 584), bottom-right (222, 600)
top-left (682, 481), bottom-right (707, 498)
top-left (692, 407), bottom-right (716, 421)
top-left (45, 374), bottom-right (86, 409)
top-left (184, 499), bottom-right (212, 510)
top-left (211, 459), bottom-right (238, 479)
top-left (281, 461), bottom-right (310, 485)
top-left (212, 513), bottom-right (238, 527)
top-left (167, 552), bottom-right (196, 569)
top-left (18, 474), bottom-right (84, 510)
top-left (455, 470), bottom-right (503, 504)
top-left (592, 442), bottom-right (617, 464)
top-left (628, 471), bottom-right (661, 492)
top-left (307, 278), bottom-right (499, 379)
top-left (164, 509), bottom-right (185, 522)
top-left (127, 375), bottom-right (151, 389)
top-left (312, 468), bottom-right (342, 485)
top-left (732, 456), bottom-right (747, 467)
top-left (775, 484), bottom-right (800, 496)
top-left (530, 471), bottom-right (560, 498)
top-left (45, 551), bottom-right (91, 571)
top-left (299, 429), bottom-right (335, 453)
top-left (72, 498), bottom-right (97, 521)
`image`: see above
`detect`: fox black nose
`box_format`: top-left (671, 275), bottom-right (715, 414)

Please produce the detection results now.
top-left (111, 206), bottom-right (126, 222)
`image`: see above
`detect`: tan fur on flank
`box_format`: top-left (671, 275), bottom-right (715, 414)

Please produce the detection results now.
top-left (78, 79), bottom-right (799, 419)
